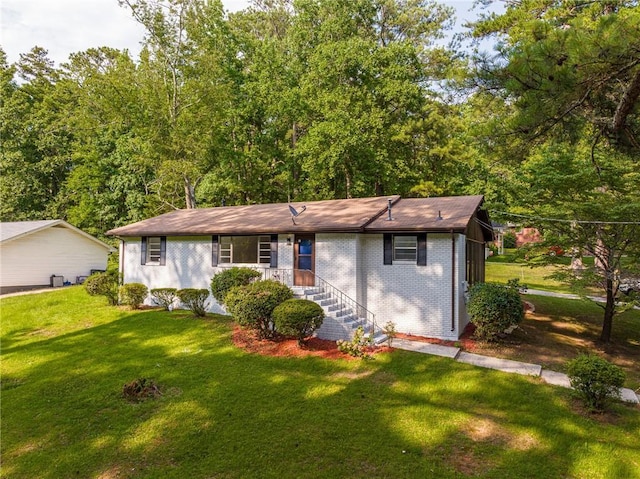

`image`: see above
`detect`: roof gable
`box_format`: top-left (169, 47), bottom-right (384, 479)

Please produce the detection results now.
top-left (0, 220), bottom-right (115, 251)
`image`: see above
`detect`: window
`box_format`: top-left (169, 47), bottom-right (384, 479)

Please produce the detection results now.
top-left (219, 235), bottom-right (272, 264)
top-left (141, 236), bottom-right (166, 265)
top-left (393, 235), bottom-right (417, 262)
top-left (384, 233), bottom-right (426, 266)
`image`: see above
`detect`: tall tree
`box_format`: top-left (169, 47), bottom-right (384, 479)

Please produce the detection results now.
top-left (469, 0), bottom-right (640, 342)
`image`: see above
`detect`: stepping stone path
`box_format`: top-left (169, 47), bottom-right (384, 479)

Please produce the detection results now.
top-left (393, 339), bottom-right (639, 404)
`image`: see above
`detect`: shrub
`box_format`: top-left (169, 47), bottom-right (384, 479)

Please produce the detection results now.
top-left (150, 288), bottom-right (178, 311)
top-left (567, 355), bottom-right (626, 412)
top-left (119, 283), bottom-right (148, 309)
top-left (382, 321), bottom-right (397, 347)
top-left (84, 271), bottom-right (120, 305)
top-left (225, 280), bottom-right (293, 338)
top-left (337, 326), bottom-right (373, 358)
top-left (272, 299), bottom-right (325, 345)
top-left (210, 267), bottom-right (262, 305)
top-left (467, 280), bottom-right (524, 341)
top-left (503, 231), bottom-right (517, 249)
top-left (176, 288), bottom-right (210, 317)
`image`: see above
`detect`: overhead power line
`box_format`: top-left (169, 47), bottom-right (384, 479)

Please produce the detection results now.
top-left (490, 211), bottom-right (640, 226)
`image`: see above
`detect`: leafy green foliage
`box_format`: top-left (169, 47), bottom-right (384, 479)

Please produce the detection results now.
top-left (467, 280), bottom-right (525, 341)
top-left (84, 271), bottom-right (120, 305)
top-left (567, 355), bottom-right (626, 412)
top-left (176, 288), bottom-right (209, 317)
top-left (210, 267), bottom-right (261, 305)
top-left (272, 299), bottom-right (325, 345)
top-left (150, 287), bottom-right (178, 311)
top-left (225, 280), bottom-right (293, 338)
top-left (118, 283), bottom-right (148, 309)
top-left (336, 326), bottom-right (373, 358)
top-left (382, 321), bottom-right (397, 348)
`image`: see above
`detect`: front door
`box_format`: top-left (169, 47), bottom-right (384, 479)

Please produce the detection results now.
top-left (294, 234), bottom-right (315, 286)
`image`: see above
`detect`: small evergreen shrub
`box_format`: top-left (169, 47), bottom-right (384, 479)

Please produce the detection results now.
top-left (337, 326), bottom-right (373, 358)
top-left (272, 299), bottom-right (325, 345)
top-left (210, 267), bottom-right (262, 305)
top-left (122, 378), bottom-right (162, 402)
top-left (225, 280), bottom-right (293, 338)
top-left (467, 280), bottom-right (524, 341)
top-left (176, 288), bottom-right (210, 317)
top-left (119, 283), bottom-right (148, 309)
top-left (150, 288), bottom-right (178, 311)
top-left (567, 354), bottom-right (626, 412)
top-left (84, 271), bottom-right (120, 305)
top-left (503, 231), bottom-right (517, 249)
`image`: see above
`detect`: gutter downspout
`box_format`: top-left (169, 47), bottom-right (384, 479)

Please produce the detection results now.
top-left (451, 230), bottom-right (456, 332)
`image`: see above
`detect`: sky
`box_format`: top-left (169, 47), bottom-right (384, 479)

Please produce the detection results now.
top-left (1, 0), bottom-right (489, 67)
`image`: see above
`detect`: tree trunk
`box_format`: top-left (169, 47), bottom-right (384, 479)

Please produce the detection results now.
top-left (600, 276), bottom-right (615, 343)
top-left (184, 177), bottom-right (196, 209)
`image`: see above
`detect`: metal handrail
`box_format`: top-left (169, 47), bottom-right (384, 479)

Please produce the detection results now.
top-left (256, 267), bottom-right (378, 338)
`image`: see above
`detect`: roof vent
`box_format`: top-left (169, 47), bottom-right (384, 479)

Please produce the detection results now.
top-left (386, 198), bottom-right (394, 221)
top-left (436, 210), bottom-right (443, 221)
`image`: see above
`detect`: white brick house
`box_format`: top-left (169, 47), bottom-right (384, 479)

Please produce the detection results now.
top-left (107, 196), bottom-right (492, 341)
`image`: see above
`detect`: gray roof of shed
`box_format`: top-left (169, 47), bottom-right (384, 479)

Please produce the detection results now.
top-left (107, 195), bottom-right (492, 239)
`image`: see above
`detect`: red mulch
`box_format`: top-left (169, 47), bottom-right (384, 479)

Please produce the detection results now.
top-left (232, 299), bottom-right (533, 359)
top-left (232, 325), bottom-right (392, 359)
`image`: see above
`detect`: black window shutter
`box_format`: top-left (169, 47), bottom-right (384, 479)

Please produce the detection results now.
top-left (211, 235), bottom-right (219, 266)
top-left (383, 234), bottom-right (393, 265)
top-left (141, 237), bottom-right (147, 265)
top-left (417, 233), bottom-right (427, 266)
top-left (270, 234), bottom-right (278, 268)
top-left (159, 237), bottom-right (167, 265)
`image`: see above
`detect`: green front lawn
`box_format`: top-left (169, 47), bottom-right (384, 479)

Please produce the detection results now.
top-left (2, 287), bottom-right (639, 479)
top-left (485, 262), bottom-right (573, 292)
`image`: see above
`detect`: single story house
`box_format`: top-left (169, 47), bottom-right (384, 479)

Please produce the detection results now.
top-left (107, 195), bottom-right (492, 341)
top-left (0, 220), bottom-right (115, 294)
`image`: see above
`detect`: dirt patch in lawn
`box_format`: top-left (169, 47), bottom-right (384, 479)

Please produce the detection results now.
top-left (232, 325), bottom-right (392, 360)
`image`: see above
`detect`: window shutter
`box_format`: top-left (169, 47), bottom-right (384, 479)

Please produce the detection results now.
top-left (270, 234), bottom-right (278, 268)
top-left (211, 235), bottom-right (219, 266)
top-left (417, 233), bottom-right (427, 266)
top-left (141, 237), bottom-right (147, 265)
top-left (383, 234), bottom-right (393, 265)
top-left (159, 237), bottom-right (167, 265)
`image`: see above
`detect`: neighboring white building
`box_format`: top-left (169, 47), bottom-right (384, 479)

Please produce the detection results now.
top-left (0, 220), bottom-right (115, 294)
top-left (108, 196), bottom-right (492, 341)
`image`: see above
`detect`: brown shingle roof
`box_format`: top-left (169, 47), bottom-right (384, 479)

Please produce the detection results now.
top-left (106, 195), bottom-right (490, 237)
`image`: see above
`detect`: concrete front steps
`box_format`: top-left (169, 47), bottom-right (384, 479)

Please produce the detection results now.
top-left (292, 287), bottom-right (387, 345)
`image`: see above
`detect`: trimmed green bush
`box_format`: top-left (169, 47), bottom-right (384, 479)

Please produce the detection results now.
top-left (210, 267), bottom-right (262, 305)
top-left (150, 288), bottom-right (178, 311)
top-left (467, 280), bottom-right (524, 341)
top-left (503, 231), bottom-right (517, 249)
top-left (176, 288), bottom-right (209, 317)
top-left (119, 283), bottom-right (148, 309)
top-left (567, 354), bottom-right (626, 411)
top-left (272, 299), bottom-right (325, 345)
top-left (225, 280), bottom-right (293, 338)
top-left (84, 271), bottom-right (120, 305)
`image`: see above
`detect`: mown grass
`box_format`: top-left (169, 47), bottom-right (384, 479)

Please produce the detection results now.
top-left (469, 294), bottom-right (640, 389)
top-left (2, 287), bottom-right (639, 479)
top-left (485, 262), bottom-right (574, 292)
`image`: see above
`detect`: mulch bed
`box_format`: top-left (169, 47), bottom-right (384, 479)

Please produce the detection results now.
top-left (232, 299), bottom-right (535, 359)
top-left (232, 325), bottom-right (392, 359)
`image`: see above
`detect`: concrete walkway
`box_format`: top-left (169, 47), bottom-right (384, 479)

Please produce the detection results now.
top-left (393, 339), bottom-right (639, 404)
